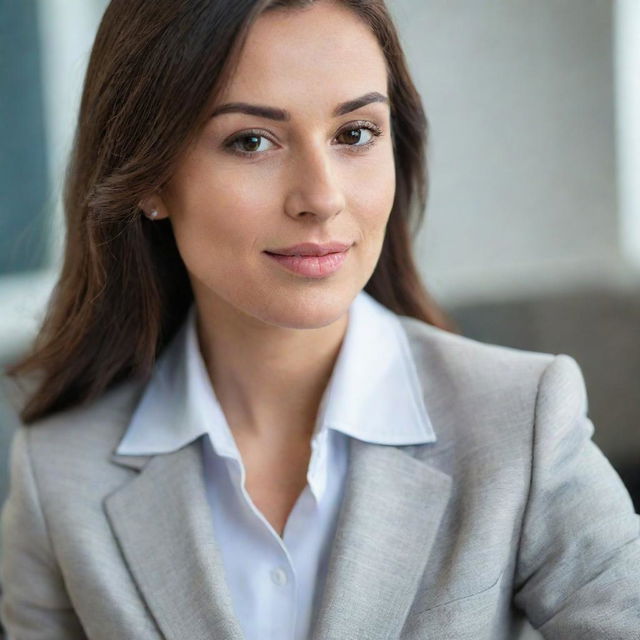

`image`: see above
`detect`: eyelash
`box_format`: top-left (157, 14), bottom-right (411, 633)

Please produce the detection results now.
top-left (223, 120), bottom-right (384, 158)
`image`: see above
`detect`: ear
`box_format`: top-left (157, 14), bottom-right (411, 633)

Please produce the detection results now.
top-left (138, 197), bottom-right (169, 220)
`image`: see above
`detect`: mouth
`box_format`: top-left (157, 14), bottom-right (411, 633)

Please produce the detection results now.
top-left (265, 241), bottom-right (353, 257)
top-left (264, 246), bottom-right (351, 278)
top-left (264, 250), bottom-right (344, 257)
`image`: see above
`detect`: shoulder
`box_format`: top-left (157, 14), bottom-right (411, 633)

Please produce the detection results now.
top-left (395, 314), bottom-right (587, 442)
top-left (397, 313), bottom-right (559, 388)
top-left (11, 377), bottom-right (147, 483)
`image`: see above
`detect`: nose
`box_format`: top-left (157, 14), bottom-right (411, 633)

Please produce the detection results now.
top-left (283, 142), bottom-right (346, 220)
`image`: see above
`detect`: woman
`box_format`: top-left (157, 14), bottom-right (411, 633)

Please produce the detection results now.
top-left (1, 0), bottom-right (638, 638)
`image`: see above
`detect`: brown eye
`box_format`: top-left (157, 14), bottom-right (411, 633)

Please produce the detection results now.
top-left (335, 122), bottom-right (383, 151)
top-left (337, 128), bottom-right (367, 145)
top-left (238, 135), bottom-right (260, 152)
top-left (224, 130), bottom-right (275, 157)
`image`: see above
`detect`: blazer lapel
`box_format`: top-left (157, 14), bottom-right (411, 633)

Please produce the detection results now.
top-left (105, 437), bottom-right (244, 640)
top-left (105, 434), bottom-right (451, 640)
top-left (311, 438), bottom-right (452, 640)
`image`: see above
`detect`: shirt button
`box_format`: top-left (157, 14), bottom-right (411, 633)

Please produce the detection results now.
top-left (271, 567), bottom-right (288, 586)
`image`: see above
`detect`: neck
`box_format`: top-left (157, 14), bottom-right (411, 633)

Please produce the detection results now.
top-left (193, 295), bottom-right (349, 444)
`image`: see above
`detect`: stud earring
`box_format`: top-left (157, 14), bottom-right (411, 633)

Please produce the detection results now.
top-left (147, 209), bottom-right (158, 220)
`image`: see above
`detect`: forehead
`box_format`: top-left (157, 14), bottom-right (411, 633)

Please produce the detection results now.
top-left (217, 2), bottom-right (388, 112)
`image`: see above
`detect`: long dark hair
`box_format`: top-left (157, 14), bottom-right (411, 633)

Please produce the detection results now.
top-left (5, 0), bottom-right (459, 425)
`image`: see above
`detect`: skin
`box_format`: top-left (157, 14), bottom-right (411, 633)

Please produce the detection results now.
top-left (141, 1), bottom-right (396, 461)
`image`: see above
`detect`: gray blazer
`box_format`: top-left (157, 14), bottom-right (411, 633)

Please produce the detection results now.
top-left (1, 315), bottom-right (639, 639)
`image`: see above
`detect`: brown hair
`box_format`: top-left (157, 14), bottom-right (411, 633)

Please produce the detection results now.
top-left (4, 0), bottom-right (459, 426)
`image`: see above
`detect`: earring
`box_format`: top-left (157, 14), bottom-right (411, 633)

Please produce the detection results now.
top-left (147, 209), bottom-right (158, 220)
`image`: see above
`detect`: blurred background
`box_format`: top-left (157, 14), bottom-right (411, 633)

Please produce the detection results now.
top-left (0, 1), bottom-right (638, 637)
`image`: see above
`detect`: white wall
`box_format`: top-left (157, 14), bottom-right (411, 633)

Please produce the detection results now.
top-left (615, 0), bottom-right (640, 270)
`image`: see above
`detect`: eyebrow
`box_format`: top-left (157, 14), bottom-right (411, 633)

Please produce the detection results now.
top-left (210, 91), bottom-right (389, 121)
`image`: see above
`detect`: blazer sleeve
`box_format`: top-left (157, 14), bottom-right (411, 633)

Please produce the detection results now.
top-left (0, 426), bottom-right (88, 640)
top-left (513, 353), bottom-right (640, 637)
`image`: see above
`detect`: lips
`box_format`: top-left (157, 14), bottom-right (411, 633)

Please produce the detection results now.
top-left (265, 241), bottom-right (353, 257)
top-left (265, 247), bottom-right (350, 278)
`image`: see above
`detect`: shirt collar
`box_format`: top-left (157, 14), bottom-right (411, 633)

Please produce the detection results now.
top-left (115, 290), bottom-right (436, 458)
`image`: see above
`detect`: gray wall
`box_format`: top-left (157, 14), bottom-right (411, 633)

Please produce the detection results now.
top-left (389, 0), bottom-right (627, 305)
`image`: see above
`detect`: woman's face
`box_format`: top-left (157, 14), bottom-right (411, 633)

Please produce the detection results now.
top-left (158, 0), bottom-right (396, 330)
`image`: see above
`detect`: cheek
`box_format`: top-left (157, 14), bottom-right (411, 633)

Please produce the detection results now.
top-left (168, 163), bottom-right (272, 263)
top-left (351, 149), bottom-right (396, 234)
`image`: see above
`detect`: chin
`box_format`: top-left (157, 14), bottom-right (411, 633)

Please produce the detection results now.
top-left (250, 287), bottom-right (355, 330)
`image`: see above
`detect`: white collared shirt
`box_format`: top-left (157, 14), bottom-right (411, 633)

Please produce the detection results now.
top-left (115, 289), bottom-right (436, 640)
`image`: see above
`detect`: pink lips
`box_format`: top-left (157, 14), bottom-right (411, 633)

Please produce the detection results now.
top-left (264, 243), bottom-right (352, 278)
top-left (267, 242), bottom-right (352, 256)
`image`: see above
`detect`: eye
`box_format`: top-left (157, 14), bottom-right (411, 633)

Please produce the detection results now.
top-left (224, 130), bottom-right (276, 157)
top-left (335, 121), bottom-right (383, 151)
